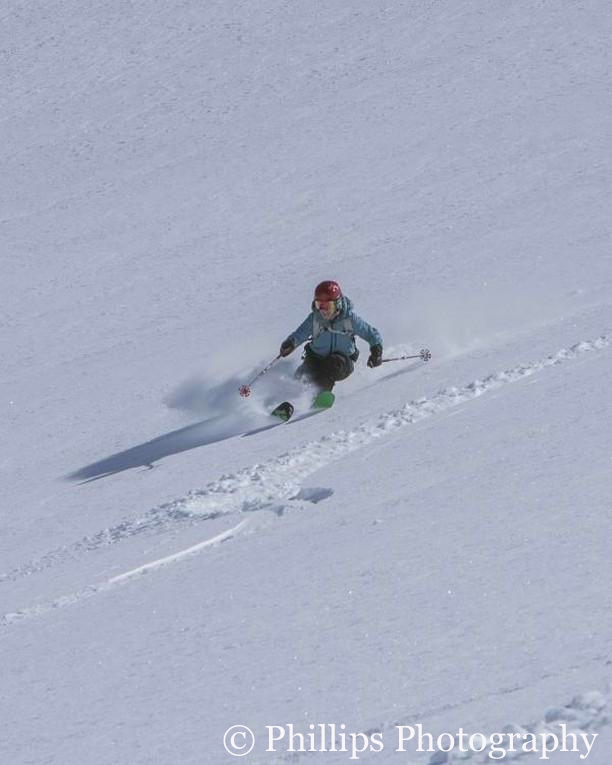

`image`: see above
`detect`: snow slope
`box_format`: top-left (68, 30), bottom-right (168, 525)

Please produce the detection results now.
top-left (2, 1), bottom-right (611, 763)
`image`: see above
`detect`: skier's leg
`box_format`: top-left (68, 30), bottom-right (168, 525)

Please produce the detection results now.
top-left (317, 353), bottom-right (354, 391)
top-left (295, 351), bottom-right (334, 391)
top-left (295, 345), bottom-right (323, 383)
top-left (295, 353), bottom-right (317, 384)
top-left (329, 353), bottom-right (354, 381)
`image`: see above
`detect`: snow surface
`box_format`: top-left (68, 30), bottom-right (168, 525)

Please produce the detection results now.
top-left (2, 1), bottom-right (611, 763)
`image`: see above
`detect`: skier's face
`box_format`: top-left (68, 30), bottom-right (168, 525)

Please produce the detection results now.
top-left (315, 300), bottom-right (339, 320)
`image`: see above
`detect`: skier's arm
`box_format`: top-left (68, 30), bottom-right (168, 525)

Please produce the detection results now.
top-left (280, 314), bottom-right (313, 356)
top-left (288, 314), bottom-right (314, 346)
top-left (351, 314), bottom-right (383, 349)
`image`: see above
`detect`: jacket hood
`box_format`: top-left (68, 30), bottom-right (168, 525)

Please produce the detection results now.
top-left (338, 296), bottom-right (353, 317)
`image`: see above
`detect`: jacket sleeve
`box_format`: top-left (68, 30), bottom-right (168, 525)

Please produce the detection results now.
top-left (288, 313), bottom-right (314, 347)
top-left (351, 313), bottom-right (383, 348)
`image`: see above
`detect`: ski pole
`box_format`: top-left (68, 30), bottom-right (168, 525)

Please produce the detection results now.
top-left (239, 354), bottom-right (282, 397)
top-left (382, 348), bottom-right (432, 364)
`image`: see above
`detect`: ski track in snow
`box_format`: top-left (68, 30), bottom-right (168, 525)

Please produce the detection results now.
top-left (1, 520), bottom-right (249, 627)
top-left (170, 336), bottom-right (609, 521)
top-left (1, 336), bottom-right (608, 629)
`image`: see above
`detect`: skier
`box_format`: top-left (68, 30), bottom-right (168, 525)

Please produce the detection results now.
top-left (279, 280), bottom-right (384, 392)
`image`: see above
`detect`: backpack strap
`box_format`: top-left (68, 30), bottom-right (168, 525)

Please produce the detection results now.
top-left (311, 312), bottom-right (354, 339)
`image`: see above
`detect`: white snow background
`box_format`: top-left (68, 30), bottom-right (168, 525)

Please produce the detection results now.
top-left (1, 1), bottom-right (611, 763)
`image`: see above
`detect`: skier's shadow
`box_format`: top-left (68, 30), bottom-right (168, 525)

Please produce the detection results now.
top-left (380, 360), bottom-right (421, 382)
top-left (358, 360), bottom-right (421, 392)
top-left (66, 414), bottom-right (255, 483)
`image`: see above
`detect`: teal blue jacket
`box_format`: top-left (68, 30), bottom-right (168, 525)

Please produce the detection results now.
top-left (288, 297), bottom-right (382, 358)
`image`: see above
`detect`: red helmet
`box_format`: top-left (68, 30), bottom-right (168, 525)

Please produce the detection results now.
top-left (314, 281), bottom-right (342, 302)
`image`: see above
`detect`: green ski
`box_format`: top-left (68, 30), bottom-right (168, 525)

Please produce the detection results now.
top-left (270, 401), bottom-right (295, 421)
top-left (270, 391), bottom-right (334, 422)
top-left (312, 390), bottom-right (335, 409)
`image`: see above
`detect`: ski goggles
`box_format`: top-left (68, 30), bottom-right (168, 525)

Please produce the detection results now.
top-left (314, 299), bottom-right (340, 312)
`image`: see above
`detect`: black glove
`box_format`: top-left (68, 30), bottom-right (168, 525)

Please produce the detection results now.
top-left (367, 344), bottom-right (383, 368)
top-left (280, 338), bottom-right (295, 357)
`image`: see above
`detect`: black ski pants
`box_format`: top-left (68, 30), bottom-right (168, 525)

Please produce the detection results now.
top-left (295, 347), bottom-right (354, 391)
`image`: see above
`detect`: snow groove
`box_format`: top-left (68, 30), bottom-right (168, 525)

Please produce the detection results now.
top-left (0, 521), bottom-right (248, 628)
top-left (0, 504), bottom-right (204, 584)
top-left (106, 519), bottom-right (250, 584)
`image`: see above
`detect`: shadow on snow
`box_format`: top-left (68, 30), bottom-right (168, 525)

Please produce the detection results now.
top-left (66, 413), bottom-right (262, 483)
